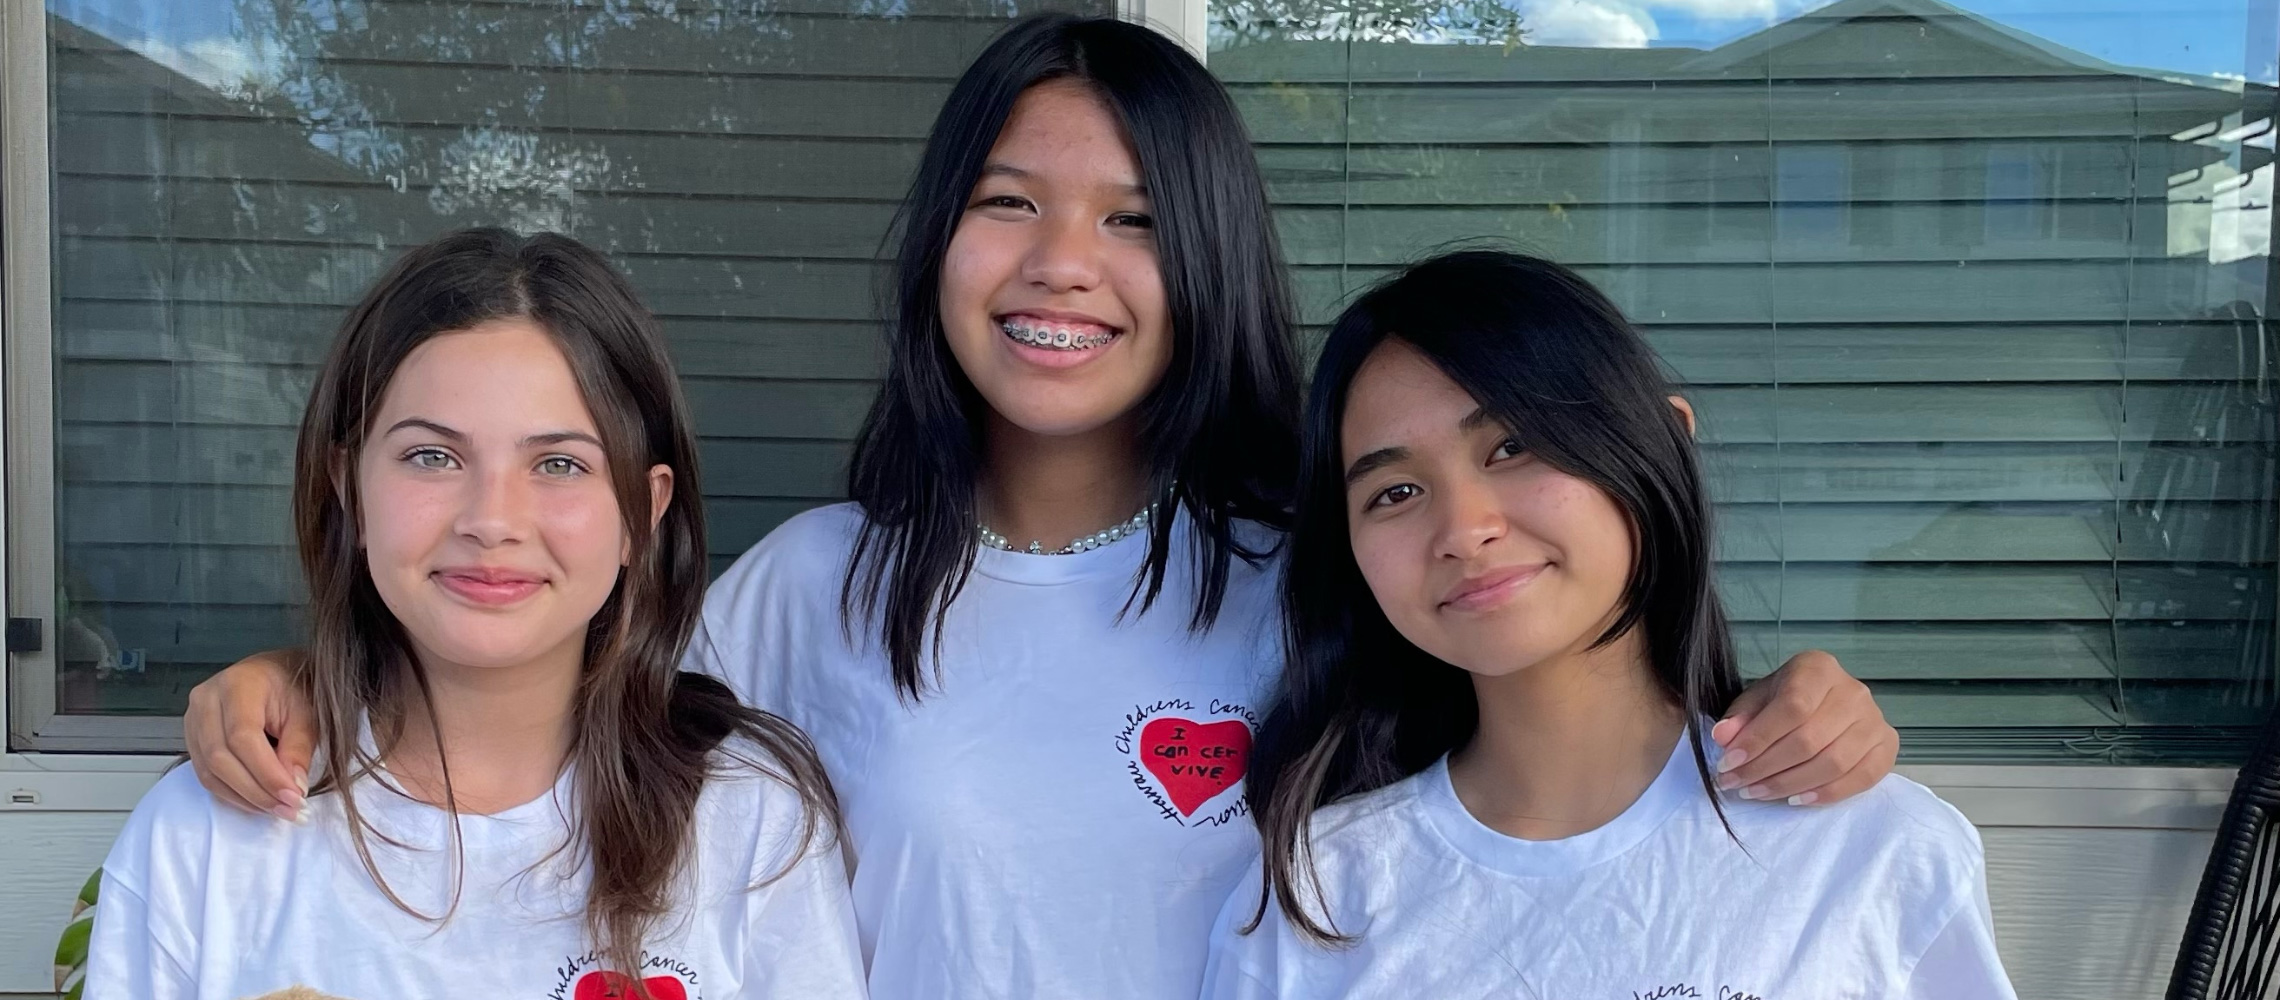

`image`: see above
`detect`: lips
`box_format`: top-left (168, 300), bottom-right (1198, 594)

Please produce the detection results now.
top-left (1441, 563), bottom-right (1547, 613)
top-left (433, 567), bottom-right (546, 606)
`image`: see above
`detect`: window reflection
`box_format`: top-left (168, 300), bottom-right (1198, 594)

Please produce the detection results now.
top-left (1214, 0), bottom-right (2279, 761)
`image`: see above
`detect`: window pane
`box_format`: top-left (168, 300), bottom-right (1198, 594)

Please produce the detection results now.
top-left (1212, 0), bottom-right (2280, 763)
top-left (44, 0), bottom-right (1107, 722)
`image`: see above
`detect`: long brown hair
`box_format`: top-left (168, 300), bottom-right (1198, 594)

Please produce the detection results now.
top-left (293, 227), bottom-right (838, 987)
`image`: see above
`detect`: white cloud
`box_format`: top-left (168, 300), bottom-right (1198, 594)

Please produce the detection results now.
top-left (1520, 0), bottom-right (1656, 47)
top-left (1641, 0), bottom-right (1776, 19)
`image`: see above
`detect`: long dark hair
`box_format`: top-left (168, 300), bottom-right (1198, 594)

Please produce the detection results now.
top-left (295, 228), bottom-right (838, 989)
top-left (843, 12), bottom-right (1301, 697)
top-left (1247, 250), bottom-right (1743, 942)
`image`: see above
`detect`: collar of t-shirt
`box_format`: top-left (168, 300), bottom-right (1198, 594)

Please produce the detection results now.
top-left (1418, 732), bottom-right (1715, 878)
top-left (326, 717), bottom-right (578, 855)
top-left (970, 515), bottom-right (1176, 586)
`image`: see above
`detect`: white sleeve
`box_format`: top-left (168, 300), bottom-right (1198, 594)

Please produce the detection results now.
top-left (84, 870), bottom-right (196, 1000)
top-left (743, 818), bottom-right (868, 997)
top-left (1199, 863), bottom-right (1282, 1000)
top-left (1903, 874), bottom-right (2017, 1000)
top-left (84, 780), bottom-right (205, 1000)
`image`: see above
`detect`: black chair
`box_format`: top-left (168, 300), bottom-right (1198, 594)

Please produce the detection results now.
top-left (2170, 712), bottom-right (2280, 1000)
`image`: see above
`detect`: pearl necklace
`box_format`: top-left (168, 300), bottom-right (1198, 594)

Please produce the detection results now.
top-left (979, 502), bottom-right (1155, 555)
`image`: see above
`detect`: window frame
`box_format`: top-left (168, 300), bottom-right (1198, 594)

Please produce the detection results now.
top-left (0, 0), bottom-right (2252, 811)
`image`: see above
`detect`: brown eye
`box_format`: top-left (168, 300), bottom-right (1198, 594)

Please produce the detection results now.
top-left (1367, 482), bottom-right (1421, 510)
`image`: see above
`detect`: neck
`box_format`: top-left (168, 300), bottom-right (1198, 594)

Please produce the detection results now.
top-left (380, 634), bottom-right (582, 816)
top-left (978, 411), bottom-right (1150, 551)
top-left (1446, 629), bottom-right (1686, 841)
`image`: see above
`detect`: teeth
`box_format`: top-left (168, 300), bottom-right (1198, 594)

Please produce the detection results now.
top-left (1000, 317), bottom-right (1116, 351)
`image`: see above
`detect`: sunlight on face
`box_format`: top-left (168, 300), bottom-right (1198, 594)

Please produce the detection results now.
top-left (938, 78), bottom-right (1175, 440)
top-left (1339, 341), bottom-right (1635, 679)
top-left (355, 318), bottom-right (637, 674)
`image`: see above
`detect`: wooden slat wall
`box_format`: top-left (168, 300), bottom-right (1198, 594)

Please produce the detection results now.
top-left (49, 1), bottom-right (2280, 749)
top-left (1212, 11), bottom-right (2275, 749)
top-left (47, 0), bottom-right (1105, 711)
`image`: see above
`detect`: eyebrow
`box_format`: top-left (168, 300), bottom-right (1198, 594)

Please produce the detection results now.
top-left (522, 430), bottom-right (605, 449)
top-left (384, 417), bottom-right (465, 442)
top-left (382, 419), bottom-right (602, 450)
top-left (1343, 446), bottom-right (1408, 487)
top-left (1343, 407), bottom-right (1506, 485)
top-left (977, 161), bottom-right (1148, 196)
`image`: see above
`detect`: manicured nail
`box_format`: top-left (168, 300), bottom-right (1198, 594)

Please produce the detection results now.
top-left (1740, 784), bottom-right (1766, 800)
top-left (1718, 773), bottom-right (1741, 791)
top-left (270, 802), bottom-right (301, 822)
top-left (290, 766), bottom-right (309, 793)
top-left (1788, 792), bottom-right (1819, 806)
top-left (1717, 749), bottom-right (1748, 774)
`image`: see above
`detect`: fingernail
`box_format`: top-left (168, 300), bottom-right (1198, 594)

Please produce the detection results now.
top-left (290, 766), bottom-right (309, 793)
top-left (270, 802), bottom-right (300, 823)
top-left (1717, 749), bottom-right (1748, 774)
top-left (1788, 792), bottom-right (1819, 807)
top-left (1741, 784), bottom-right (1766, 800)
top-left (1718, 773), bottom-right (1740, 791)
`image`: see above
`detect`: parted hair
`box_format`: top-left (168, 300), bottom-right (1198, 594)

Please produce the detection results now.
top-left (292, 227), bottom-right (838, 993)
top-left (843, 13), bottom-right (1302, 697)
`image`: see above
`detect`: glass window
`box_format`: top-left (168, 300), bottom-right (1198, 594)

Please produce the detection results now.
top-left (21, 0), bottom-right (1107, 749)
top-left (1213, 0), bottom-right (2280, 763)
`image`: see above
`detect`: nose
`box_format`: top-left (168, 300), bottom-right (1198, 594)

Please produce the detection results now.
top-left (1433, 474), bottom-right (1506, 562)
top-left (1021, 211), bottom-right (1105, 294)
top-left (454, 463), bottom-right (530, 549)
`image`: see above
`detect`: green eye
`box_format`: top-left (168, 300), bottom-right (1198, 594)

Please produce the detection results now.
top-left (538, 456), bottom-right (583, 477)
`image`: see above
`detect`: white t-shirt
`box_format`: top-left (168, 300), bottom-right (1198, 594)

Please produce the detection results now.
top-left (89, 744), bottom-right (867, 1000)
top-left (689, 503), bottom-right (1284, 1000)
top-left (1201, 736), bottom-right (2016, 1000)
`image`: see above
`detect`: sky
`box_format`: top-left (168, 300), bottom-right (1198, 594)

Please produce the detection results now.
top-left (1525, 0), bottom-right (2276, 82)
top-left (50, 0), bottom-right (2280, 87)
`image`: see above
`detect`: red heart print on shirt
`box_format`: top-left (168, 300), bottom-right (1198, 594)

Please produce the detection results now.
top-left (574, 971), bottom-right (689, 1000)
top-left (1139, 717), bottom-right (1252, 815)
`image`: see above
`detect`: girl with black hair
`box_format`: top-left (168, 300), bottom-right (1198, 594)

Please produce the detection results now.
top-left (1204, 251), bottom-right (2013, 998)
top-left (180, 16), bottom-right (1899, 999)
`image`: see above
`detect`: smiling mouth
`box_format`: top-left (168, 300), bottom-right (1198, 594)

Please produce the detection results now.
top-left (998, 315), bottom-right (1119, 352)
top-left (1442, 564), bottom-right (1548, 613)
top-left (434, 570), bottom-right (546, 606)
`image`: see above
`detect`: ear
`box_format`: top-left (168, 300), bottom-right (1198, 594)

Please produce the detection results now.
top-left (625, 463), bottom-right (674, 565)
top-left (1667, 395), bottom-right (1697, 439)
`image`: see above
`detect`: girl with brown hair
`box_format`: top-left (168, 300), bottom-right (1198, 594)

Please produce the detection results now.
top-left (85, 229), bottom-right (864, 1000)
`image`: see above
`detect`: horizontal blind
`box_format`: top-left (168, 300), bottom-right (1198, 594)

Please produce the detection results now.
top-left (49, 0), bottom-right (1105, 719)
top-left (1212, 0), bottom-right (2280, 762)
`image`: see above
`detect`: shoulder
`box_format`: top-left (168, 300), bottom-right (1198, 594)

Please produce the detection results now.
top-left (104, 766), bottom-right (260, 893)
top-left (697, 737), bottom-right (839, 872)
top-left (1818, 774), bottom-right (1983, 864)
top-left (699, 503), bottom-right (869, 646)
top-left (1726, 773), bottom-right (1986, 908)
top-left (711, 503), bottom-right (868, 596)
top-left (1298, 770), bottom-right (1439, 876)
